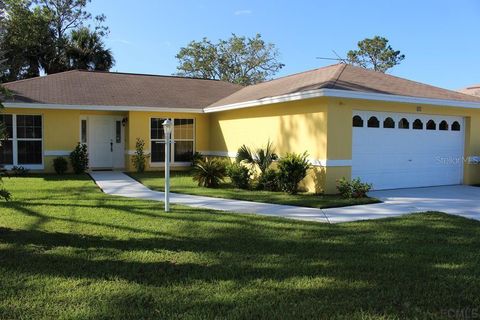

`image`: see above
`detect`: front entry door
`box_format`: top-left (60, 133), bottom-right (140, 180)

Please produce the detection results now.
top-left (88, 116), bottom-right (125, 169)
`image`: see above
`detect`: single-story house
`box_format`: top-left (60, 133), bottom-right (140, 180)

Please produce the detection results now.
top-left (1, 64), bottom-right (480, 193)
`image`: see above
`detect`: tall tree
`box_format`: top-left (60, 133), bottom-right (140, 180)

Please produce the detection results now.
top-left (176, 34), bottom-right (284, 85)
top-left (347, 36), bottom-right (405, 73)
top-left (67, 27), bottom-right (114, 71)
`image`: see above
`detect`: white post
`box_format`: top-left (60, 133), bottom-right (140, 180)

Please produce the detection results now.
top-left (162, 119), bottom-right (173, 212)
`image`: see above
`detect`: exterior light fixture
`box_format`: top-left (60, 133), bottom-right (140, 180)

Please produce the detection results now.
top-left (162, 118), bottom-right (173, 212)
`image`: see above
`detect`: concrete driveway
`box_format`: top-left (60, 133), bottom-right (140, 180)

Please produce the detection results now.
top-left (323, 185), bottom-right (480, 223)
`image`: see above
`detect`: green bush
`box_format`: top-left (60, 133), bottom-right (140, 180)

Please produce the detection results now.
top-left (0, 167), bottom-right (11, 201)
top-left (70, 143), bottom-right (89, 174)
top-left (11, 166), bottom-right (29, 176)
top-left (336, 177), bottom-right (372, 198)
top-left (277, 152), bottom-right (310, 194)
top-left (256, 168), bottom-right (279, 191)
top-left (192, 157), bottom-right (227, 188)
top-left (226, 162), bottom-right (251, 189)
top-left (191, 152), bottom-right (203, 166)
top-left (132, 138), bottom-right (149, 173)
top-left (53, 157), bottom-right (68, 175)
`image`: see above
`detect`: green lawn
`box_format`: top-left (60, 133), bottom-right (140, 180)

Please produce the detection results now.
top-left (130, 171), bottom-right (379, 209)
top-left (0, 175), bottom-right (479, 319)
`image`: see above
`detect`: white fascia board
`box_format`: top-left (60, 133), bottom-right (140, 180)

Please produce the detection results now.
top-left (3, 102), bottom-right (204, 113)
top-left (204, 88), bottom-right (480, 113)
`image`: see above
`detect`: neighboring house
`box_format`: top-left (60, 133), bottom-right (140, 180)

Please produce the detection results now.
top-left (1, 64), bottom-right (480, 193)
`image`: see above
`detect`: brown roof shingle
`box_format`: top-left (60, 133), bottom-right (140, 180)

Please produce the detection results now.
top-left (4, 70), bottom-right (243, 109)
top-left (209, 64), bottom-right (480, 107)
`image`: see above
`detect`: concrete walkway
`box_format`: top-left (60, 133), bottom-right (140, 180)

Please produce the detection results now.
top-left (89, 172), bottom-right (480, 223)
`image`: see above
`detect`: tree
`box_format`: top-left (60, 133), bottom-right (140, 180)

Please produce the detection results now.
top-left (67, 27), bottom-right (114, 71)
top-left (347, 36), bottom-right (405, 73)
top-left (176, 34), bottom-right (284, 85)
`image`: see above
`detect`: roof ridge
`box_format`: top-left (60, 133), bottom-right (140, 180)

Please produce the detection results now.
top-left (342, 64), bottom-right (476, 99)
top-left (260, 63), bottom-right (344, 85)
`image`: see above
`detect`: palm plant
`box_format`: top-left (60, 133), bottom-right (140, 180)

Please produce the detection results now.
top-left (236, 140), bottom-right (278, 174)
top-left (192, 157), bottom-right (227, 188)
top-left (66, 27), bottom-right (114, 71)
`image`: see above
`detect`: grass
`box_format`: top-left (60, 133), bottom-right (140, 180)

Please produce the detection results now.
top-left (130, 171), bottom-right (379, 209)
top-left (0, 175), bottom-right (479, 319)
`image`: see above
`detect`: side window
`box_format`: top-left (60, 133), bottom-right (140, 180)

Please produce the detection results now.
top-left (81, 119), bottom-right (87, 143)
top-left (426, 120), bottom-right (436, 130)
top-left (352, 115), bottom-right (364, 127)
top-left (383, 117), bottom-right (395, 128)
top-left (398, 118), bottom-right (409, 129)
top-left (367, 116), bottom-right (380, 128)
top-left (413, 119), bottom-right (423, 130)
top-left (452, 121), bottom-right (461, 131)
top-left (439, 121), bottom-right (449, 131)
top-left (115, 121), bottom-right (121, 143)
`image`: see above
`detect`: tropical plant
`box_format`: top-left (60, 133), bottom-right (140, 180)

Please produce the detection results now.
top-left (226, 162), bottom-right (251, 189)
top-left (277, 152), bottom-right (310, 194)
top-left (192, 157), bottom-right (226, 188)
top-left (131, 138), bottom-right (148, 173)
top-left (191, 151), bottom-right (203, 167)
top-left (336, 177), bottom-right (373, 199)
top-left (256, 168), bottom-right (279, 191)
top-left (53, 157), bottom-right (68, 174)
top-left (70, 143), bottom-right (88, 174)
top-left (66, 27), bottom-right (114, 71)
top-left (236, 140), bottom-right (278, 175)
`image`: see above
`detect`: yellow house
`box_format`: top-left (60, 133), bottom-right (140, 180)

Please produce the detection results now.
top-left (2, 64), bottom-right (480, 193)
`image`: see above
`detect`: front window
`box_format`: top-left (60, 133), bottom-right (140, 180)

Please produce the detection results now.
top-left (150, 118), bottom-right (195, 163)
top-left (0, 114), bottom-right (43, 166)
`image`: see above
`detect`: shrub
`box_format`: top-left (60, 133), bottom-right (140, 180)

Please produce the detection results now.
top-left (132, 138), bottom-right (149, 173)
top-left (256, 168), bottom-right (279, 191)
top-left (70, 143), bottom-right (89, 174)
top-left (236, 140), bottom-right (278, 174)
top-left (0, 167), bottom-right (11, 201)
top-left (11, 166), bottom-right (29, 176)
top-left (53, 157), bottom-right (68, 175)
top-left (226, 162), bottom-right (251, 189)
top-left (277, 152), bottom-right (310, 194)
top-left (191, 152), bottom-right (203, 166)
top-left (336, 177), bottom-right (373, 198)
top-left (192, 157), bottom-right (227, 188)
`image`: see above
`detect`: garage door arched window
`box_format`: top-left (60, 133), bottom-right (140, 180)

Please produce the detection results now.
top-left (383, 117), bottom-right (395, 128)
top-left (452, 121), bottom-right (461, 131)
top-left (413, 119), bottom-right (423, 130)
top-left (427, 120), bottom-right (436, 130)
top-left (439, 120), bottom-right (449, 131)
top-left (367, 116), bottom-right (380, 128)
top-left (352, 115), bottom-right (364, 127)
top-left (398, 118), bottom-right (409, 129)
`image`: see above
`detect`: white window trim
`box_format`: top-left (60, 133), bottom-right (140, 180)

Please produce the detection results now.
top-left (149, 117), bottom-right (196, 165)
top-left (1, 114), bottom-right (44, 170)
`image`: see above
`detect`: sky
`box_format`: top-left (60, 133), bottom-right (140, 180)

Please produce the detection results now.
top-left (88, 0), bottom-right (480, 90)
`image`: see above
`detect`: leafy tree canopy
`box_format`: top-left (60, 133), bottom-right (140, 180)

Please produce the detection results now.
top-left (347, 36), bottom-right (405, 73)
top-left (176, 34), bottom-right (284, 85)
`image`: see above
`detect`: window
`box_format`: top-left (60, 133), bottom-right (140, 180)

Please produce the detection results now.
top-left (81, 119), bottom-right (87, 143)
top-left (367, 116), bottom-right (380, 128)
top-left (383, 117), bottom-right (395, 128)
top-left (426, 120), bottom-right (436, 130)
top-left (0, 115), bottom-right (13, 165)
top-left (17, 115), bottom-right (42, 164)
top-left (150, 118), bottom-right (195, 163)
top-left (115, 121), bottom-right (121, 143)
top-left (173, 119), bottom-right (194, 162)
top-left (452, 121), bottom-right (461, 131)
top-left (413, 119), bottom-right (423, 130)
top-left (398, 118), bottom-right (409, 129)
top-left (439, 121), bottom-right (449, 131)
top-left (0, 114), bottom-right (43, 167)
top-left (352, 115), bottom-right (363, 127)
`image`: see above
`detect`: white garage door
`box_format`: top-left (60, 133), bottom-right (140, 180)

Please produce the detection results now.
top-left (352, 111), bottom-right (465, 190)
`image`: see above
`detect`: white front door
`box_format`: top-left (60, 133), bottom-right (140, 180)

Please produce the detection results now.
top-left (352, 111), bottom-right (465, 190)
top-left (88, 116), bottom-right (125, 169)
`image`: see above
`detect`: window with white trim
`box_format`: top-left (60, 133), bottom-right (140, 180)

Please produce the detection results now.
top-left (150, 118), bottom-right (195, 163)
top-left (0, 114), bottom-right (43, 166)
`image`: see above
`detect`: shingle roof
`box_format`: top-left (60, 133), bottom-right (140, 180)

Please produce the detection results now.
top-left (209, 64), bottom-right (480, 107)
top-left (3, 70), bottom-right (243, 109)
top-left (458, 84), bottom-right (480, 97)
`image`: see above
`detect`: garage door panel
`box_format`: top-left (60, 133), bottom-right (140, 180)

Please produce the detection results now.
top-left (352, 111), bottom-right (464, 190)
